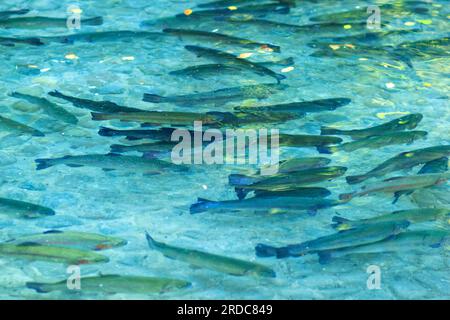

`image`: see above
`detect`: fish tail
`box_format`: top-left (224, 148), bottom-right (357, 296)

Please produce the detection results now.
top-left (143, 94), bottom-right (165, 103)
top-left (345, 175), bottom-right (366, 185)
top-left (35, 159), bottom-right (54, 170)
top-left (98, 127), bottom-right (117, 137)
top-left (91, 112), bottom-right (110, 121)
top-left (235, 188), bottom-right (251, 200)
top-left (255, 244), bottom-right (279, 258)
top-left (339, 192), bottom-right (355, 201)
top-left (316, 145), bottom-right (337, 154)
top-left (145, 231), bottom-right (158, 250)
top-left (331, 216), bottom-right (352, 230)
top-left (275, 73), bottom-right (287, 83)
top-left (83, 16), bottom-right (104, 26)
top-left (266, 44), bottom-right (281, 53)
top-left (26, 282), bottom-right (48, 293)
top-left (320, 126), bottom-right (342, 136)
top-left (189, 198), bottom-right (218, 214)
top-left (228, 174), bottom-right (256, 186)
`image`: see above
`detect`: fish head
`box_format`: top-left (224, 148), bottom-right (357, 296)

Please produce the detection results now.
top-left (398, 113), bottom-right (423, 129)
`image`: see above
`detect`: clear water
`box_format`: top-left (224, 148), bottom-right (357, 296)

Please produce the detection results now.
top-left (0, 0), bottom-right (449, 300)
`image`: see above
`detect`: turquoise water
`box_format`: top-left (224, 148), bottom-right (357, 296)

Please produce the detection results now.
top-left (0, 0), bottom-right (449, 299)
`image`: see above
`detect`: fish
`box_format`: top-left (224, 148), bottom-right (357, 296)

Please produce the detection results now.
top-left (253, 187), bottom-right (331, 199)
top-left (0, 243), bottom-right (109, 265)
top-left (190, 196), bottom-right (342, 215)
top-left (184, 45), bottom-right (286, 83)
top-left (42, 31), bottom-right (164, 44)
top-left (0, 197), bottom-right (55, 219)
top-left (143, 83), bottom-right (287, 105)
top-left (317, 131), bottom-right (428, 154)
top-left (346, 145), bottom-right (450, 185)
top-left (230, 166), bottom-right (347, 199)
top-left (259, 157), bottom-right (332, 174)
top-left (98, 127), bottom-right (179, 141)
top-left (175, 3), bottom-right (290, 19)
top-left (0, 115), bottom-right (44, 137)
top-left (48, 91), bottom-right (143, 113)
top-left (255, 220), bottom-right (410, 258)
top-left (0, 9), bottom-right (30, 20)
top-left (317, 230), bottom-right (450, 264)
top-left (277, 133), bottom-right (342, 147)
top-left (340, 173), bottom-right (450, 201)
top-left (6, 230), bottom-right (127, 251)
top-left (321, 114), bottom-right (423, 139)
top-left (309, 4), bottom-right (428, 23)
top-left (35, 154), bottom-right (185, 174)
top-left (393, 157), bottom-right (448, 204)
top-left (146, 232), bottom-right (275, 278)
top-left (92, 111), bottom-right (228, 126)
top-left (0, 16), bottom-right (103, 29)
top-left (235, 98), bottom-right (351, 114)
top-left (163, 28), bottom-right (280, 52)
top-left (309, 43), bottom-right (413, 68)
top-left (0, 36), bottom-right (43, 46)
top-left (169, 58), bottom-right (294, 79)
top-left (10, 92), bottom-right (78, 124)
top-left (394, 37), bottom-right (450, 60)
top-left (197, 0), bottom-right (261, 8)
top-left (110, 141), bottom-right (177, 156)
top-left (331, 208), bottom-right (450, 231)
top-left (27, 274), bottom-right (191, 294)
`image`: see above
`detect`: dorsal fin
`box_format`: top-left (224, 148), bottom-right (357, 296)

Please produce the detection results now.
top-left (17, 242), bottom-right (42, 247)
top-left (43, 230), bottom-right (63, 234)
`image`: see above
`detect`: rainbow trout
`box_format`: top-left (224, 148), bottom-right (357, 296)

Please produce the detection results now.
top-left (346, 145), bottom-right (450, 184)
top-left (256, 221), bottom-right (410, 258)
top-left (0, 16), bottom-right (103, 29)
top-left (0, 197), bottom-right (55, 219)
top-left (146, 232), bottom-right (275, 277)
top-left (7, 230), bottom-right (127, 251)
top-left (321, 114), bottom-right (423, 139)
top-left (332, 208), bottom-right (450, 231)
top-left (184, 45), bottom-right (286, 83)
top-left (27, 275), bottom-right (191, 294)
top-left (0, 115), bottom-right (44, 136)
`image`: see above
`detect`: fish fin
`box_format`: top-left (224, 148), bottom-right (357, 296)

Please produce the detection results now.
top-left (43, 230), bottom-right (63, 234)
top-left (143, 171), bottom-right (161, 176)
top-left (26, 282), bottom-right (49, 293)
top-left (235, 187), bottom-right (250, 200)
top-left (142, 152), bottom-right (158, 159)
top-left (320, 126), bottom-right (341, 136)
top-left (145, 231), bottom-right (158, 250)
top-left (339, 192), bottom-right (355, 201)
top-left (275, 73), bottom-right (287, 83)
top-left (318, 251), bottom-right (332, 264)
top-left (331, 216), bottom-right (352, 230)
top-left (255, 243), bottom-right (279, 258)
top-left (346, 175), bottom-right (365, 185)
top-left (102, 168), bottom-right (115, 172)
top-left (143, 94), bottom-right (165, 103)
top-left (316, 146), bottom-right (336, 154)
top-left (25, 37), bottom-right (44, 46)
top-left (276, 6), bottom-right (290, 14)
top-left (83, 16), bottom-right (104, 26)
top-left (429, 242), bottom-right (442, 249)
top-left (307, 209), bottom-right (318, 216)
top-left (17, 242), bottom-right (42, 247)
top-left (278, 57), bottom-right (295, 66)
top-left (392, 191), bottom-right (403, 204)
top-left (35, 159), bottom-right (54, 170)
